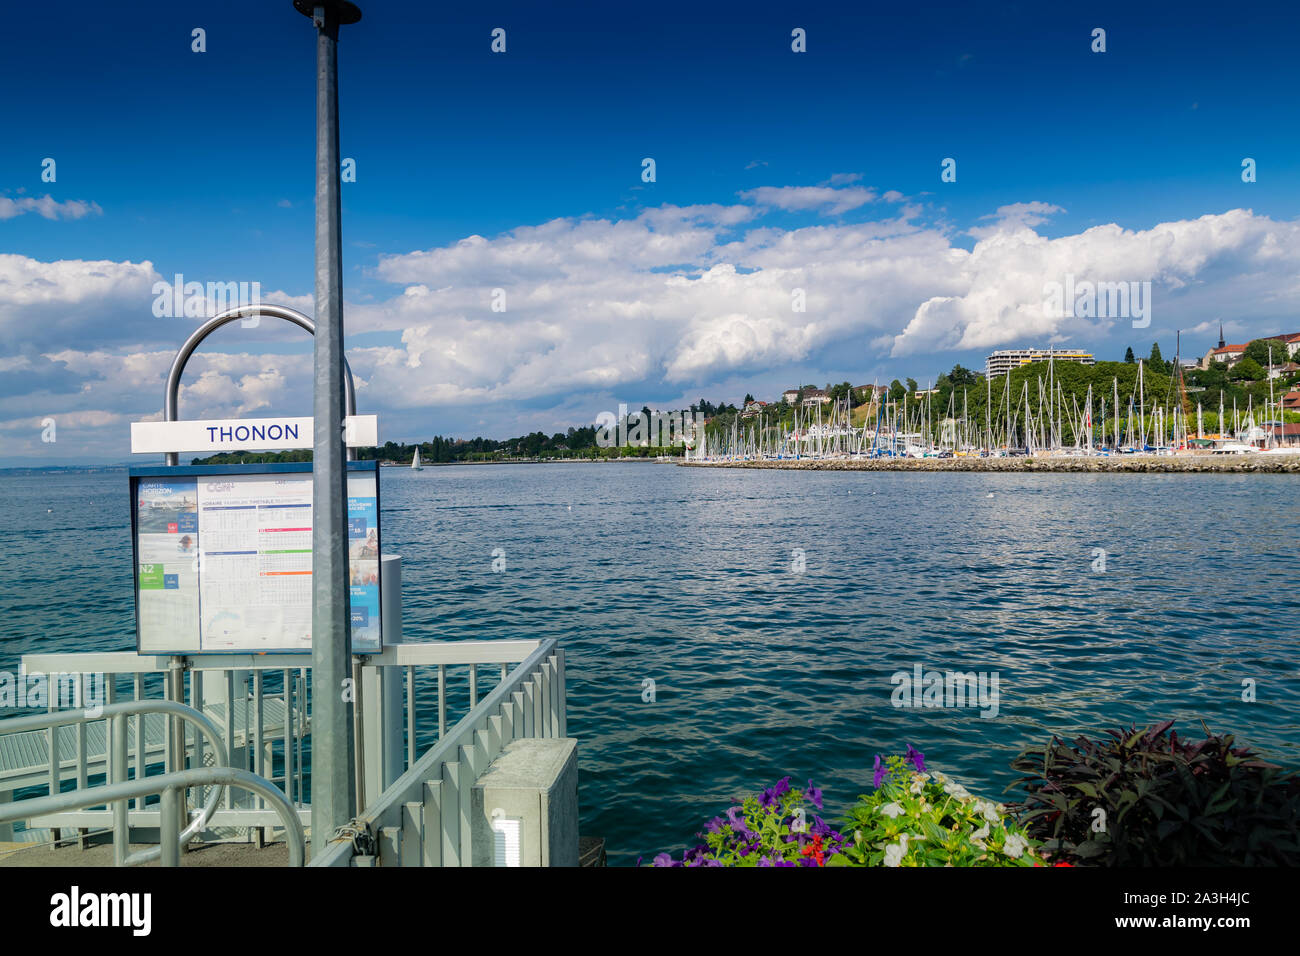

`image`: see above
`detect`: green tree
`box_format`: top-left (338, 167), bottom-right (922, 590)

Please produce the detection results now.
top-left (1124, 347), bottom-right (1135, 363)
top-left (905, 377), bottom-right (918, 394)
top-left (1229, 356), bottom-right (1265, 381)
top-left (948, 364), bottom-right (979, 387)
top-left (1244, 338), bottom-right (1289, 368)
top-left (890, 379), bottom-right (906, 402)
top-left (1148, 342), bottom-right (1165, 373)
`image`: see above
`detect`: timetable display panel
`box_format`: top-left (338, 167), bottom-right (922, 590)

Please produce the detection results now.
top-left (131, 463), bottom-right (381, 654)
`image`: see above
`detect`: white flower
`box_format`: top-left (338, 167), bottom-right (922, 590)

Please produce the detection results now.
top-left (883, 834), bottom-right (909, 867)
top-left (909, 778), bottom-right (925, 795)
top-left (1003, 833), bottom-right (1028, 859)
top-left (879, 802), bottom-right (905, 819)
top-left (943, 781), bottom-right (971, 801)
top-left (973, 800), bottom-right (1000, 824)
top-left (970, 822), bottom-right (990, 847)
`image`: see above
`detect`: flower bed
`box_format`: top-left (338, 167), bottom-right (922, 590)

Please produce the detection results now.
top-left (646, 746), bottom-right (1043, 867)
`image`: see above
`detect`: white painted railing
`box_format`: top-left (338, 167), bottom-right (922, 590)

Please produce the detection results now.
top-left (2, 639), bottom-right (559, 858)
top-left (314, 637), bottom-right (565, 867)
top-left (0, 700), bottom-right (304, 866)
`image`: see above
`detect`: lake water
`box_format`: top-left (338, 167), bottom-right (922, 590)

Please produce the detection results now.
top-left (2, 463), bottom-right (1297, 865)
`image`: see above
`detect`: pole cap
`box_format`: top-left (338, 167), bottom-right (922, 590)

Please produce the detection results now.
top-left (294, 0), bottom-right (362, 24)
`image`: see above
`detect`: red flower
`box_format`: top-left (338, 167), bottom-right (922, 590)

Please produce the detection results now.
top-left (801, 834), bottom-right (826, 866)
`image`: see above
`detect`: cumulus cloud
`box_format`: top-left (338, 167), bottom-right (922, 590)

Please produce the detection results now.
top-left (0, 195), bottom-right (102, 220)
top-left (968, 201), bottom-right (1065, 238)
top-left (738, 185), bottom-right (881, 215)
top-left (6, 191), bottom-right (1300, 463)
top-left (890, 208), bottom-right (1300, 355)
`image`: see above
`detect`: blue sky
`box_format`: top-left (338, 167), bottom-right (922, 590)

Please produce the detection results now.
top-left (4, 0), bottom-right (1300, 462)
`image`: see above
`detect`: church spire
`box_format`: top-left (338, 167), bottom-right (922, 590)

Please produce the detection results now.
top-left (1218, 322), bottom-right (1225, 349)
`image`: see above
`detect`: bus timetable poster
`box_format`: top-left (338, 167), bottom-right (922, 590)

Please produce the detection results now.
top-left (132, 464), bottom-right (381, 654)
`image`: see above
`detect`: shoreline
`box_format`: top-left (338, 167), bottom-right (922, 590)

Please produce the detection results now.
top-left (679, 454), bottom-right (1300, 474)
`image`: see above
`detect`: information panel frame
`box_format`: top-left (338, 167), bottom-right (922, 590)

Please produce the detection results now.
top-left (128, 460), bottom-right (382, 655)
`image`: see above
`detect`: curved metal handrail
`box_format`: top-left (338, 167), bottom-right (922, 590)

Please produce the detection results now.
top-left (0, 766), bottom-right (305, 867)
top-left (0, 700), bottom-right (228, 865)
top-left (162, 303), bottom-right (358, 465)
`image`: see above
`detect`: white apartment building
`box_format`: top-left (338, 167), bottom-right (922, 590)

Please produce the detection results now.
top-left (985, 348), bottom-right (1095, 379)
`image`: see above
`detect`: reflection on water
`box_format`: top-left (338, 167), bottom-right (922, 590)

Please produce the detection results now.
top-left (1, 465), bottom-right (1296, 865)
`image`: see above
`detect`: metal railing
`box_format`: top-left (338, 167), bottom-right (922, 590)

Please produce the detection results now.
top-left (6, 652), bottom-right (312, 840)
top-left (5, 639), bottom-right (559, 858)
top-left (0, 701), bottom-right (304, 866)
top-left (316, 637), bottom-right (565, 867)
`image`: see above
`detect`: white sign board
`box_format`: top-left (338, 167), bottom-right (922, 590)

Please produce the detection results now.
top-left (131, 415), bottom-right (378, 454)
top-left (133, 465), bottom-right (381, 654)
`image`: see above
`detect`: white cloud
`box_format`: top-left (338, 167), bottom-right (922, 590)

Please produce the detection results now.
top-left (738, 185), bottom-right (879, 215)
top-left (0, 195), bottom-right (103, 220)
top-left (968, 201), bottom-right (1065, 238)
top-left (6, 195), bottom-right (1300, 463)
top-left (890, 208), bottom-right (1300, 356)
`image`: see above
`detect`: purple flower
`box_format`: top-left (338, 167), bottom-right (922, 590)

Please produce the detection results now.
top-left (811, 815), bottom-right (831, 837)
top-left (683, 844), bottom-right (710, 863)
top-left (704, 816), bottom-right (724, 834)
top-left (906, 745), bottom-right (927, 773)
top-left (758, 786), bottom-right (778, 809)
top-left (726, 805), bottom-right (756, 840)
top-left (773, 776), bottom-right (792, 799)
top-left (873, 754), bottom-right (888, 789)
top-left (653, 852), bottom-right (674, 867)
top-left (806, 780), bottom-right (824, 809)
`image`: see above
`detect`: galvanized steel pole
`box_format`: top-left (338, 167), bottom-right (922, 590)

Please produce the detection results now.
top-left (296, 0), bottom-right (362, 856)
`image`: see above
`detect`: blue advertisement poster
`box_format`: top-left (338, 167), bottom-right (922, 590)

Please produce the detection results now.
top-left (347, 488), bottom-right (381, 652)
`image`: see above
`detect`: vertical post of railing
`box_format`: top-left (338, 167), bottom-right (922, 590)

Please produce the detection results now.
top-left (380, 553), bottom-right (403, 780)
top-left (352, 657), bottom-right (366, 813)
top-left (46, 687), bottom-right (59, 849)
top-left (111, 714), bottom-right (129, 866)
top-left (282, 668), bottom-right (293, 802)
top-left (224, 670), bottom-right (236, 810)
top-left (437, 665), bottom-right (446, 739)
top-left (191, 669), bottom-right (205, 773)
top-left (405, 665), bottom-right (416, 769)
top-left (166, 657), bottom-right (185, 776)
top-left (74, 678), bottom-right (87, 849)
top-left (133, 672), bottom-right (145, 811)
top-left (160, 785), bottom-right (180, 867)
top-left (555, 648), bottom-right (567, 738)
top-left (297, 0), bottom-right (363, 857)
top-left (468, 664), bottom-right (477, 709)
top-left (296, 669), bottom-right (306, 805)
top-left (254, 670), bottom-right (265, 848)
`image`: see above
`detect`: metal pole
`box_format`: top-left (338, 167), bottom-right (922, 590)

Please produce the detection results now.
top-left (297, 0), bottom-right (362, 856)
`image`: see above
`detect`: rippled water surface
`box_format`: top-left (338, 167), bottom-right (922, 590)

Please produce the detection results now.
top-left (2, 464), bottom-right (1297, 864)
